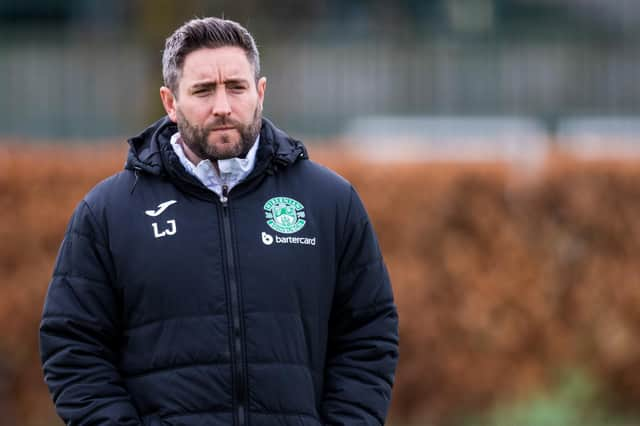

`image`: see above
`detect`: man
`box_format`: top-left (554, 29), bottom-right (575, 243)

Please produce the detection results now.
top-left (40, 17), bottom-right (399, 426)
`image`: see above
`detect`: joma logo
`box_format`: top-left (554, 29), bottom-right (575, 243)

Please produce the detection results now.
top-left (145, 200), bottom-right (178, 239)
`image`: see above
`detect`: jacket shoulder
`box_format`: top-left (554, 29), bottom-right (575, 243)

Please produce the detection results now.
top-left (294, 159), bottom-right (353, 193)
top-left (82, 170), bottom-right (138, 214)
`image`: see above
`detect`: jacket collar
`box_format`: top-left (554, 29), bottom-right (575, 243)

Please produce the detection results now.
top-left (125, 116), bottom-right (308, 181)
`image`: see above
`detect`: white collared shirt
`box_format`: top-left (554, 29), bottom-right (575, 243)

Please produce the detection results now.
top-left (170, 132), bottom-right (260, 200)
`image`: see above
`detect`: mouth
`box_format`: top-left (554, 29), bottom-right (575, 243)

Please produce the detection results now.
top-left (210, 126), bottom-right (235, 132)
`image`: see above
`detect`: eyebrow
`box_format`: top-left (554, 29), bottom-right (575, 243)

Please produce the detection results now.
top-left (190, 79), bottom-right (249, 91)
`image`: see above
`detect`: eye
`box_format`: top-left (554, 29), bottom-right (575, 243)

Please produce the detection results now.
top-left (228, 84), bottom-right (246, 93)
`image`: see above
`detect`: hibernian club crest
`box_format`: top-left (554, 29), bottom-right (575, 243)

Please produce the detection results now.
top-left (264, 197), bottom-right (306, 234)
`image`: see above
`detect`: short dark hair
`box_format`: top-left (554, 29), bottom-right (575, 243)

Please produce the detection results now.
top-left (162, 17), bottom-right (260, 94)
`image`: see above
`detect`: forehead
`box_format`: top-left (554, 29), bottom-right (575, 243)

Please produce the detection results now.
top-left (180, 46), bottom-right (253, 83)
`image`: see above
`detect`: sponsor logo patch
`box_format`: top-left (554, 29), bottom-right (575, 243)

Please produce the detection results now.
top-left (261, 231), bottom-right (316, 246)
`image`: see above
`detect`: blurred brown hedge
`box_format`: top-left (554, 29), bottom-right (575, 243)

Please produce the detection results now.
top-left (3, 144), bottom-right (640, 425)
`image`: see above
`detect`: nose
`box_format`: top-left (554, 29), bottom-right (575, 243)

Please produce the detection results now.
top-left (212, 89), bottom-right (231, 117)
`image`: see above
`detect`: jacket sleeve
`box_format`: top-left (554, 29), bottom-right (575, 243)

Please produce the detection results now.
top-left (39, 200), bottom-right (142, 426)
top-left (321, 187), bottom-right (400, 425)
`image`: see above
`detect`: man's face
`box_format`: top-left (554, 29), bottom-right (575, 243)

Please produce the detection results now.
top-left (160, 46), bottom-right (266, 161)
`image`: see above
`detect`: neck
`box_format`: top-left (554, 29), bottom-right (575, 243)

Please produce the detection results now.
top-left (179, 138), bottom-right (221, 173)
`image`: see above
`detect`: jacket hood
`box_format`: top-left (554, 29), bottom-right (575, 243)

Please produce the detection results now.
top-left (125, 116), bottom-right (308, 177)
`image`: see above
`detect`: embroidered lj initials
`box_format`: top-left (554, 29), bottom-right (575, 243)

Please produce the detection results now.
top-left (152, 220), bottom-right (177, 238)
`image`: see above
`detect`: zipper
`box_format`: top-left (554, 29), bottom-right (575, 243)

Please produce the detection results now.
top-left (220, 184), bottom-right (247, 426)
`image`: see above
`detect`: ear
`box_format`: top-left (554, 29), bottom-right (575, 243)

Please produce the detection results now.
top-left (256, 76), bottom-right (267, 108)
top-left (160, 86), bottom-right (178, 122)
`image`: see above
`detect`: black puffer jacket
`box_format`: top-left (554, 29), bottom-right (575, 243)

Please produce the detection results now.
top-left (40, 117), bottom-right (399, 426)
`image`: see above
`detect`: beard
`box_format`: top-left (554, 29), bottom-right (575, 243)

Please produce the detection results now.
top-left (176, 103), bottom-right (262, 161)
